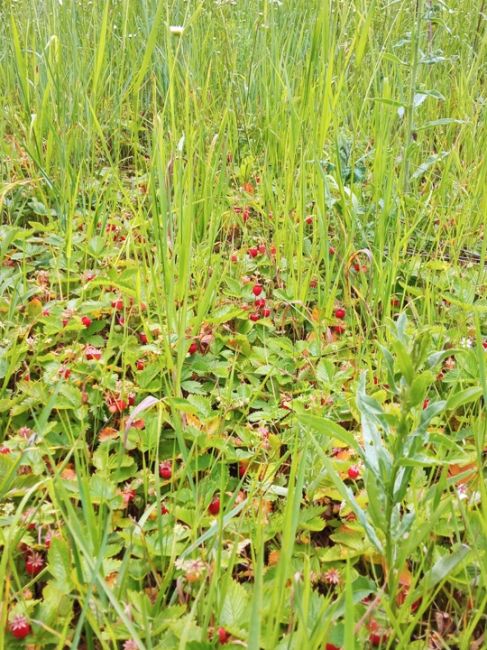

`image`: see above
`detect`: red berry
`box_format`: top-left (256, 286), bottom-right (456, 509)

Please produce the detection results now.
top-left (188, 342), bottom-right (199, 355)
top-left (58, 366), bottom-right (71, 379)
top-left (128, 392), bottom-right (136, 406)
top-left (139, 333), bottom-right (148, 344)
top-left (249, 312), bottom-right (260, 322)
top-left (161, 504), bottom-right (169, 515)
top-left (159, 462), bottom-right (172, 480)
top-left (258, 244), bottom-right (266, 255)
top-left (255, 298), bottom-right (266, 308)
top-left (0, 447), bottom-right (11, 454)
top-left (347, 465), bottom-right (360, 480)
top-left (334, 308), bottom-right (346, 319)
top-left (353, 262), bottom-right (361, 272)
top-left (305, 215), bottom-right (313, 225)
top-left (231, 253), bottom-right (238, 263)
top-left (326, 644), bottom-right (341, 650)
top-left (270, 245), bottom-right (277, 255)
top-left (482, 340), bottom-right (487, 350)
top-left (332, 325), bottom-right (345, 335)
top-left (423, 399), bottom-right (429, 410)
top-left (217, 627), bottom-right (230, 644)
top-left (136, 359), bottom-right (145, 371)
top-left (329, 246), bottom-right (336, 255)
top-left (9, 615), bottom-right (31, 639)
top-left (81, 316), bottom-right (92, 327)
top-left (25, 551), bottom-right (44, 576)
top-left (369, 632), bottom-right (387, 647)
top-left (208, 497), bottom-right (220, 515)
top-left (62, 317), bottom-right (69, 327)
top-left (252, 284), bottom-right (263, 296)
top-left (248, 247), bottom-right (258, 258)
top-left (112, 299), bottom-right (124, 310)
top-left (261, 308), bottom-right (271, 318)
top-left (243, 209), bottom-right (250, 222)
top-left (85, 345), bottom-right (102, 361)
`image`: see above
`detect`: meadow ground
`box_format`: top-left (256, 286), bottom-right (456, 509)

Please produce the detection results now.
top-left (0, 1), bottom-right (486, 648)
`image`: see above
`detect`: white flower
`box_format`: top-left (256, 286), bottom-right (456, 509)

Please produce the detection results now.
top-left (169, 25), bottom-right (184, 35)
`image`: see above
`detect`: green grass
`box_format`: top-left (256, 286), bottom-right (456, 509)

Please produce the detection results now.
top-left (0, 0), bottom-right (486, 648)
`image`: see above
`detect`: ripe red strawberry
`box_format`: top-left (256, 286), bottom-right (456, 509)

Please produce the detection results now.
top-left (159, 462), bottom-right (172, 480)
top-left (243, 208), bottom-right (250, 222)
top-left (261, 308), bottom-right (271, 318)
top-left (9, 615), bottom-right (31, 639)
top-left (249, 313), bottom-right (260, 322)
top-left (347, 465), bottom-right (360, 480)
top-left (305, 215), bottom-right (313, 225)
top-left (255, 298), bottom-right (266, 308)
top-left (332, 325), bottom-right (345, 335)
top-left (208, 497), bottom-right (220, 515)
top-left (369, 632), bottom-right (387, 646)
top-left (248, 247), bottom-right (258, 258)
top-left (136, 359), bottom-right (145, 371)
top-left (217, 627), bottom-right (230, 644)
top-left (231, 253), bottom-right (238, 263)
top-left (423, 399), bottom-right (429, 410)
top-left (128, 392), bottom-right (136, 406)
top-left (139, 332), bottom-right (148, 344)
top-left (58, 366), bottom-right (71, 379)
top-left (270, 244), bottom-right (277, 255)
top-left (112, 298), bottom-right (124, 310)
top-left (238, 461), bottom-right (249, 477)
top-left (353, 262), bottom-right (361, 272)
top-left (81, 316), bottom-right (92, 327)
top-left (85, 345), bottom-right (102, 360)
top-left (258, 243), bottom-right (266, 255)
top-left (188, 342), bottom-right (199, 355)
top-left (329, 246), bottom-right (336, 255)
top-left (252, 284), bottom-right (263, 297)
top-left (25, 551), bottom-right (44, 576)
top-left (0, 446), bottom-right (10, 454)
top-left (334, 308), bottom-right (346, 319)
top-left (326, 644), bottom-right (340, 650)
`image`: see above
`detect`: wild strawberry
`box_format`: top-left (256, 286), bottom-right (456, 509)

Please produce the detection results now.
top-left (112, 298), bottom-right (124, 310)
top-left (161, 504), bottom-right (169, 515)
top-left (329, 246), bottom-right (336, 255)
top-left (0, 446), bottom-right (11, 454)
top-left (238, 461), bottom-right (249, 477)
top-left (305, 215), bottom-right (313, 225)
top-left (122, 487), bottom-right (136, 506)
top-left (347, 465), bottom-right (360, 480)
top-left (255, 298), bottom-right (266, 308)
top-left (208, 497), bottom-right (220, 515)
top-left (258, 243), bottom-right (266, 255)
top-left (136, 359), bottom-right (145, 371)
top-left (270, 244), bottom-right (277, 255)
top-left (188, 342), bottom-right (199, 355)
top-left (131, 419), bottom-right (145, 429)
top-left (159, 462), bottom-right (172, 480)
top-left (217, 627), bottom-right (230, 644)
top-left (81, 316), bottom-right (92, 327)
top-left (262, 308), bottom-right (271, 318)
top-left (310, 278), bottom-right (318, 288)
top-left (243, 208), bottom-right (250, 222)
top-left (252, 284), bottom-right (263, 296)
top-left (391, 297), bottom-right (401, 307)
top-left (231, 253), bottom-right (238, 263)
top-left (85, 345), bottom-right (102, 361)
top-left (353, 262), bottom-right (361, 272)
top-left (249, 313), bottom-right (260, 322)
top-left (248, 247), bottom-right (258, 258)
top-left (9, 615), bottom-right (31, 639)
top-left (139, 332), bottom-right (148, 344)
top-left (62, 317), bottom-right (70, 327)
top-left (25, 551), bottom-right (44, 576)
top-left (332, 325), bottom-right (345, 335)
top-left (128, 392), bottom-right (136, 406)
top-left (58, 366), bottom-right (71, 379)
top-left (423, 399), bottom-right (429, 410)
top-left (334, 308), bottom-right (346, 319)
top-left (482, 340), bottom-right (487, 350)
top-left (369, 632), bottom-right (387, 646)
top-left (326, 644), bottom-right (340, 650)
